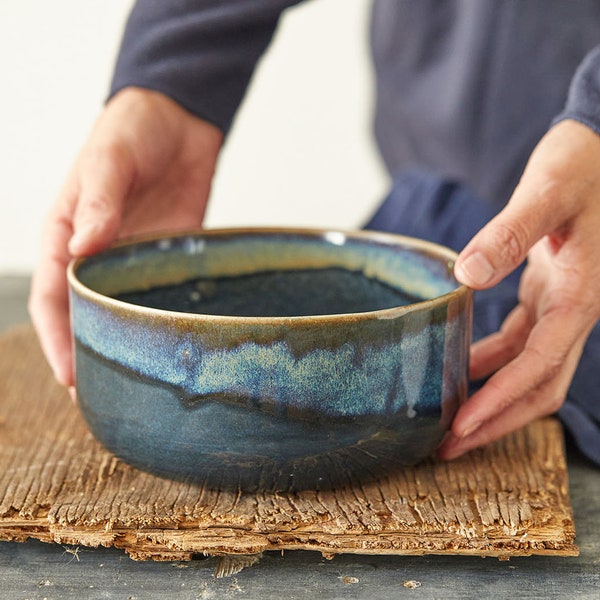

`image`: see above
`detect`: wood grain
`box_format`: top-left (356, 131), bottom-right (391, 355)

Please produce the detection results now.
top-left (0, 325), bottom-right (578, 560)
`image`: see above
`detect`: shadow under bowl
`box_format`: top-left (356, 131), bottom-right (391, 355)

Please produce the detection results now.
top-left (68, 228), bottom-right (472, 491)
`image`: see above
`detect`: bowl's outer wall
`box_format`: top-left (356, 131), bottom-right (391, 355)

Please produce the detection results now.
top-left (70, 230), bottom-right (472, 490)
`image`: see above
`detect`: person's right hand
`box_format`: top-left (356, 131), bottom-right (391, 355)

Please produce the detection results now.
top-left (29, 87), bottom-right (223, 388)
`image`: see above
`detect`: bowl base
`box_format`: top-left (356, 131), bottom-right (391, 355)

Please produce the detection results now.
top-left (75, 341), bottom-right (446, 492)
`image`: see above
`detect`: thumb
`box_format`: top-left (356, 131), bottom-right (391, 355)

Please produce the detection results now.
top-left (454, 182), bottom-right (568, 289)
top-left (68, 146), bottom-right (135, 256)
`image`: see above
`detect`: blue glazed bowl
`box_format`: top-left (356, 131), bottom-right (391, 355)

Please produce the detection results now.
top-left (68, 228), bottom-right (472, 491)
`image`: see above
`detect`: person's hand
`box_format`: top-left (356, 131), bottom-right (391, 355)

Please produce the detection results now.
top-left (439, 119), bottom-right (600, 459)
top-left (29, 87), bottom-right (223, 388)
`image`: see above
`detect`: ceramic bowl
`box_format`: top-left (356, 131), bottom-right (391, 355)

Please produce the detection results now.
top-left (68, 228), bottom-right (472, 491)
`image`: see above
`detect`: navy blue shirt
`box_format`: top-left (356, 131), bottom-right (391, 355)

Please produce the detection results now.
top-left (109, 0), bottom-right (600, 464)
top-left (111, 0), bottom-right (600, 208)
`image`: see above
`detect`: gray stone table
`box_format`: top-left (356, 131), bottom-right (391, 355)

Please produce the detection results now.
top-left (0, 275), bottom-right (599, 599)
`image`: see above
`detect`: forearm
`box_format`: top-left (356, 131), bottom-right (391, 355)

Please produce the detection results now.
top-left (110, 0), bottom-right (302, 134)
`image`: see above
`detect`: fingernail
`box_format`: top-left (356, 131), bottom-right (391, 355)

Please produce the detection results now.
top-left (69, 223), bottom-right (100, 253)
top-left (68, 386), bottom-right (77, 403)
top-left (439, 446), bottom-right (463, 461)
top-left (459, 421), bottom-right (481, 439)
top-left (436, 438), bottom-right (463, 461)
top-left (457, 252), bottom-right (495, 286)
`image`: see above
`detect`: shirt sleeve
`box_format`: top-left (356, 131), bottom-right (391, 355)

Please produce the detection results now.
top-left (553, 44), bottom-right (600, 136)
top-left (109, 0), bottom-right (302, 134)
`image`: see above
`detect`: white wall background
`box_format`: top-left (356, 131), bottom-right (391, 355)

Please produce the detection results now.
top-left (0, 0), bottom-right (389, 274)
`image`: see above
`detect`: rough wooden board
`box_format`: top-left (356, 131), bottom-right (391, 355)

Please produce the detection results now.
top-left (0, 325), bottom-right (578, 560)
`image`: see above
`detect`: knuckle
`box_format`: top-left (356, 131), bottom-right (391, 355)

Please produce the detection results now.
top-left (532, 345), bottom-right (563, 382)
top-left (490, 220), bottom-right (530, 266)
top-left (516, 343), bottom-right (563, 391)
top-left (84, 193), bottom-right (113, 215)
top-left (558, 291), bottom-right (597, 322)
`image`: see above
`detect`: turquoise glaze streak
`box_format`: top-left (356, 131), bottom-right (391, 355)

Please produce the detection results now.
top-left (71, 294), bottom-right (446, 419)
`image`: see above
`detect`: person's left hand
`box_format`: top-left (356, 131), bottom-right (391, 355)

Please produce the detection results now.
top-left (438, 119), bottom-right (600, 460)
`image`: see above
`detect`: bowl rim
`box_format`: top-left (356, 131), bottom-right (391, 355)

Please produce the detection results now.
top-left (67, 226), bottom-right (471, 324)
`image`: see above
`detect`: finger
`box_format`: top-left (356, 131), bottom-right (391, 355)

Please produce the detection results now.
top-left (437, 372), bottom-right (571, 461)
top-left (454, 179), bottom-right (574, 290)
top-left (453, 307), bottom-right (587, 439)
top-left (439, 327), bottom-right (584, 460)
top-left (469, 304), bottom-right (532, 380)
top-left (29, 203), bottom-right (76, 386)
top-left (438, 395), bottom-right (544, 460)
top-left (68, 145), bottom-right (134, 256)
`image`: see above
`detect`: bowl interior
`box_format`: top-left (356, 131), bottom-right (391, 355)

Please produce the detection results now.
top-left (73, 229), bottom-right (460, 318)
